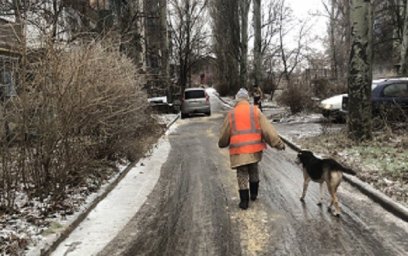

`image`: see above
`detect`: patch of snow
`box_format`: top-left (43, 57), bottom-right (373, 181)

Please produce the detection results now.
top-left (3, 116), bottom-right (180, 255)
top-left (154, 114), bottom-right (179, 126)
top-left (50, 127), bottom-right (175, 256)
top-left (148, 96), bottom-right (168, 104)
top-left (279, 113), bottom-right (325, 124)
top-left (205, 87), bottom-right (217, 94)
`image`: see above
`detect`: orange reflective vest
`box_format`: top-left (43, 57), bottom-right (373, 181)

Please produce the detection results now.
top-left (228, 102), bottom-right (266, 155)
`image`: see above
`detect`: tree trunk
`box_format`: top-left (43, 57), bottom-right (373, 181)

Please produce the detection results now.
top-left (240, 0), bottom-right (250, 89)
top-left (348, 0), bottom-right (373, 141)
top-left (159, 0), bottom-right (170, 98)
top-left (185, 0), bottom-right (192, 88)
top-left (329, 0), bottom-right (338, 79)
top-left (399, 0), bottom-right (408, 75)
top-left (253, 0), bottom-right (262, 86)
top-left (212, 0), bottom-right (240, 95)
top-left (144, 0), bottom-right (161, 75)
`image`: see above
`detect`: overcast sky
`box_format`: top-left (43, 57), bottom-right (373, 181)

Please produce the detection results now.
top-left (287, 0), bottom-right (325, 18)
top-left (285, 0), bottom-right (328, 51)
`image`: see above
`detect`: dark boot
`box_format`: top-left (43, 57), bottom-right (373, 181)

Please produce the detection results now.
top-left (239, 189), bottom-right (250, 210)
top-left (250, 182), bottom-right (259, 201)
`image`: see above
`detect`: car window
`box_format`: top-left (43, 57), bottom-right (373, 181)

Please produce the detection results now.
top-left (382, 83), bottom-right (408, 97)
top-left (185, 90), bottom-right (205, 99)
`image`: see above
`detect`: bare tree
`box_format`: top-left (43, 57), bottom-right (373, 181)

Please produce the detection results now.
top-left (399, 0), bottom-right (408, 75)
top-left (169, 0), bottom-right (209, 93)
top-left (253, 0), bottom-right (261, 86)
top-left (348, 0), bottom-right (373, 141)
top-left (160, 0), bottom-right (170, 88)
top-left (240, 0), bottom-right (251, 88)
top-left (111, 0), bottom-right (144, 65)
top-left (211, 0), bottom-right (240, 95)
top-left (256, 0), bottom-right (282, 97)
top-left (257, 0), bottom-right (310, 104)
top-left (276, 1), bottom-right (309, 85)
top-left (323, 0), bottom-right (340, 79)
top-left (144, 0), bottom-right (161, 77)
top-left (321, 0), bottom-right (351, 80)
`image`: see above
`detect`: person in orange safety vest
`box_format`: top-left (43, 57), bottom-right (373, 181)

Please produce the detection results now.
top-left (218, 88), bottom-right (285, 210)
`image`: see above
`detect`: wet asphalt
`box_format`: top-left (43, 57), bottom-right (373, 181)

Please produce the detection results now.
top-left (98, 95), bottom-right (408, 256)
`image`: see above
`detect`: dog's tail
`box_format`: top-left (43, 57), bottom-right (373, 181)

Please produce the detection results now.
top-left (325, 159), bottom-right (357, 175)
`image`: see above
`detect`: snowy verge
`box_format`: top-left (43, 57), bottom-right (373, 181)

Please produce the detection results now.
top-left (18, 115), bottom-right (180, 256)
top-left (280, 133), bottom-right (408, 222)
top-left (49, 124), bottom-right (177, 256)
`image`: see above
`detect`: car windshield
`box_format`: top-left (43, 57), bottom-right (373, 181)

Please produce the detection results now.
top-left (185, 90), bottom-right (205, 99)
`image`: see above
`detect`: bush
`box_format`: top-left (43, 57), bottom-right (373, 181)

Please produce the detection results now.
top-left (311, 78), bottom-right (347, 99)
top-left (277, 81), bottom-right (315, 114)
top-left (0, 42), bottom-right (163, 209)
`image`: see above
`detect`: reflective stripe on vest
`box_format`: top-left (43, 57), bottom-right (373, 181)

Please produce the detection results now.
top-left (228, 103), bottom-right (266, 155)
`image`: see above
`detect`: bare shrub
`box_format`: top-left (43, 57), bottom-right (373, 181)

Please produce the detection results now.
top-left (0, 42), bottom-right (163, 208)
top-left (215, 82), bottom-right (233, 96)
top-left (261, 78), bottom-right (278, 99)
top-left (277, 81), bottom-right (315, 114)
top-left (311, 78), bottom-right (347, 99)
top-left (372, 104), bottom-right (408, 131)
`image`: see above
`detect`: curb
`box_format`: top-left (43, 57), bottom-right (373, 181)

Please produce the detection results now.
top-left (166, 113), bottom-right (180, 128)
top-left (280, 134), bottom-right (408, 222)
top-left (39, 114), bottom-right (180, 256)
top-left (41, 162), bottom-right (136, 256)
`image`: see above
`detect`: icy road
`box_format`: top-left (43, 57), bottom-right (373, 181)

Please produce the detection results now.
top-left (54, 90), bottom-right (408, 256)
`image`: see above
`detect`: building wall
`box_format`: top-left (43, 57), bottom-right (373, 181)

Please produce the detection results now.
top-left (0, 19), bottom-right (21, 53)
top-left (90, 0), bottom-right (109, 10)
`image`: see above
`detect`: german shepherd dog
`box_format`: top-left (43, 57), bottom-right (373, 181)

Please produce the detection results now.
top-left (297, 150), bottom-right (356, 216)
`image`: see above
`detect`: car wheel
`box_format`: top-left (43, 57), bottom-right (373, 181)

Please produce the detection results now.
top-left (206, 111), bottom-right (211, 116)
top-left (181, 113), bottom-right (187, 119)
top-left (334, 115), bottom-right (346, 124)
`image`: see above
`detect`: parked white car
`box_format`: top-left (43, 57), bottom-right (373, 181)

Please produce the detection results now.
top-left (319, 79), bottom-right (392, 122)
top-left (319, 93), bottom-right (348, 121)
top-left (181, 87), bottom-right (211, 119)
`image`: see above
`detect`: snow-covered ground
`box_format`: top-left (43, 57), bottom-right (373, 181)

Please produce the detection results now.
top-left (0, 115), bottom-right (179, 256)
top-left (2, 89), bottom-right (406, 255)
top-left (1, 164), bottom-right (128, 256)
top-left (154, 113), bottom-right (179, 127)
top-left (50, 123), bottom-right (178, 256)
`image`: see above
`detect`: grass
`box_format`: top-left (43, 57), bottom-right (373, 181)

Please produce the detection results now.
top-left (296, 130), bottom-right (408, 205)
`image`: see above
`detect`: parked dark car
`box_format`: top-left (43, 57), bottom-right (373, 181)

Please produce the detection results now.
top-left (342, 79), bottom-right (408, 121)
top-left (148, 96), bottom-right (177, 113)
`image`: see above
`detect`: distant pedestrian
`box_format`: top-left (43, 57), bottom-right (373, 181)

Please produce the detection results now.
top-left (252, 85), bottom-right (263, 112)
top-left (218, 88), bottom-right (285, 210)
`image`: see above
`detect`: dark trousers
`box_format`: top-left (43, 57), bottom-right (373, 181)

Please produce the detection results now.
top-left (236, 163), bottom-right (259, 190)
top-left (254, 96), bottom-right (262, 112)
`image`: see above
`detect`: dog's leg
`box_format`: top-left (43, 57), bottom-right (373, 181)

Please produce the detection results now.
top-left (332, 183), bottom-right (341, 217)
top-left (317, 183), bottom-right (323, 206)
top-left (332, 192), bottom-right (341, 217)
top-left (300, 176), bottom-right (310, 202)
top-left (327, 185), bottom-right (341, 217)
top-left (327, 183), bottom-right (334, 213)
